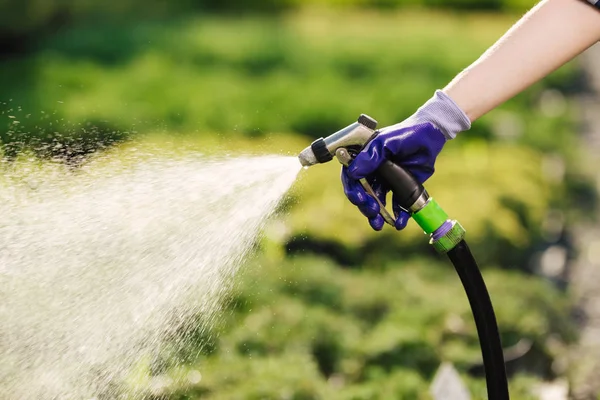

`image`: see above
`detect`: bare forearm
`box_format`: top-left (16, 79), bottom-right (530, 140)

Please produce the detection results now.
top-left (444, 0), bottom-right (600, 122)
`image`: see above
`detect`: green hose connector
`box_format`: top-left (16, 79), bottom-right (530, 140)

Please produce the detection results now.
top-left (430, 221), bottom-right (466, 253)
top-left (412, 198), bottom-right (448, 234)
top-left (412, 198), bottom-right (466, 254)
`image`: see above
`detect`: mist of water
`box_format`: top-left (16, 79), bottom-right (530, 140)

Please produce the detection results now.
top-left (0, 152), bottom-right (300, 399)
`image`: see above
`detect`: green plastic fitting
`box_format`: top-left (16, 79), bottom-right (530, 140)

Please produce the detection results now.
top-left (411, 198), bottom-right (466, 254)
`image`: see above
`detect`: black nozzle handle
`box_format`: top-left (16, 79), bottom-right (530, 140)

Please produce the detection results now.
top-left (376, 160), bottom-right (425, 211)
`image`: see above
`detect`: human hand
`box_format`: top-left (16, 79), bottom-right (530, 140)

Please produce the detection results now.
top-left (341, 90), bottom-right (470, 230)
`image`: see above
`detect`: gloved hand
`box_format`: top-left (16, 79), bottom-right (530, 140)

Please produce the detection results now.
top-left (342, 90), bottom-right (471, 231)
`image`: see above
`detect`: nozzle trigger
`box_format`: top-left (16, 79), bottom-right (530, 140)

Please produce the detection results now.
top-left (335, 148), bottom-right (395, 227)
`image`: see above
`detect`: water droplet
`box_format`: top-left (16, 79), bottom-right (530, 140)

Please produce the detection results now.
top-left (187, 370), bottom-right (202, 384)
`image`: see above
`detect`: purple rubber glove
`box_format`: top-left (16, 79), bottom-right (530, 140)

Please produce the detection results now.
top-left (342, 90), bottom-right (471, 231)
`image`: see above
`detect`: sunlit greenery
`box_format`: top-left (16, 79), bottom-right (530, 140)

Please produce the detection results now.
top-left (1, 10), bottom-right (579, 157)
top-left (0, 3), bottom-right (589, 399)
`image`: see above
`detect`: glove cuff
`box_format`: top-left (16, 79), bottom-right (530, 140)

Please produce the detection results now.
top-left (410, 90), bottom-right (471, 140)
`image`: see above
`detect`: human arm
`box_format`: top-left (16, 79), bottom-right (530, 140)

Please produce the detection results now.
top-left (444, 0), bottom-right (600, 122)
top-left (344, 0), bottom-right (600, 230)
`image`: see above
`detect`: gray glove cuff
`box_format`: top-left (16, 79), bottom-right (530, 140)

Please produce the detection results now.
top-left (409, 90), bottom-right (471, 140)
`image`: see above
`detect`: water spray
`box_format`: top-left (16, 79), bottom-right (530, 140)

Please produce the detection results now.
top-left (0, 154), bottom-right (302, 399)
top-left (299, 115), bottom-right (510, 399)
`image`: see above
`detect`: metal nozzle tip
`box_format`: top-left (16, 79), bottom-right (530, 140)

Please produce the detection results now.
top-left (298, 146), bottom-right (317, 167)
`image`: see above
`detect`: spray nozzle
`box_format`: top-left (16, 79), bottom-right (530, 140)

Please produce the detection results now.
top-left (297, 114), bottom-right (378, 167)
top-left (297, 114), bottom-right (464, 251)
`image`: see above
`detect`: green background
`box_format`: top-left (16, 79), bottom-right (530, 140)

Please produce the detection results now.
top-left (0, 1), bottom-right (592, 398)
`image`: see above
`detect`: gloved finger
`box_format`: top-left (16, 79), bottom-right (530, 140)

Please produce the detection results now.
top-left (371, 179), bottom-right (387, 207)
top-left (392, 192), bottom-right (411, 231)
top-left (368, 215), bottom-right (385, 231)
top-left (394, 211), bottom-right (411, 231)
top-left (347, 139), bottom-right (385, 180)
top-left (341, 167), bottom-right (380, 218)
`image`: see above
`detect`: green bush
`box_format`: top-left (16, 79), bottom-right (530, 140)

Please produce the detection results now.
top-left (131, 253), bottom-right (573, 399)
top-left (1, 10), bottom-right (579, 162)
top-left (0, 0), bottom-right (539, 43)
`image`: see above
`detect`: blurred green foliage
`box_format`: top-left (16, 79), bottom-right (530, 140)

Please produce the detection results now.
top-left (0, 10), bottom-right (581, 163)
top-left (124, 252), bottom-right (572, 399)
top-left (0, 3), bottom-right (588, 398)
top-left (0, 0), bottom-right (538, 44)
